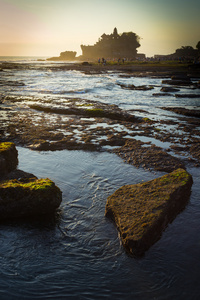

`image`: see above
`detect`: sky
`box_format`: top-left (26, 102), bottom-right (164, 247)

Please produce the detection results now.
top-left (0, 0), bottom-right (199, 57)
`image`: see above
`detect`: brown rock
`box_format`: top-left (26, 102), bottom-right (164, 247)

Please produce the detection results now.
top-left (105, 168), bottom-right (193, 257)
top-left (0, 178), bottom-right (62, 221)
top-left (0, 142), bottom-right (18, 177)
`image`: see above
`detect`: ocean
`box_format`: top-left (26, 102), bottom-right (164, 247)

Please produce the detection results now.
top-left (0, 56), bottom-right (200, 299)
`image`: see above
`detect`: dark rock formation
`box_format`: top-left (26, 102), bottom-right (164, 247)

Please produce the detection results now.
top-left (82, 62), bottom-right (92, 66)
top-left (118, 83), bottom-right (154, 91)
top-left (160, 87), bottom-right (180, 93)
top-left (0, 178), bottom-right (62, 221)
top-left (152, 93), bottom-right (172, 97)
top-left (29, 102), bottom-right (139, 123)
top-left (171, 74), bottom-right (190, 81)
top-left (0, 142), bottom-right (18, 178)
top-left (161, 107), bottom-right (200, 118)
top-left (113, 139), bottom-right (185, 173)
top-left (47, 51), bottom-right (77, 61)
top-left (105, 168), bottom-right (193, 257)
top-left (175, 94), bottom-right (200, 98)
top-left (162, 79), bottom-right (192, 86)
top-left (0, 142), bottom-right (62, 221)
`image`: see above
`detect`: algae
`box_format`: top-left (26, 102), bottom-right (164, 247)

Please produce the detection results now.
top-left (0, 178), bottom-right (54, 191)
top-left (105, 168), bottom-right (193, 256)
top-left (0, 142), bottom-right (15, 152)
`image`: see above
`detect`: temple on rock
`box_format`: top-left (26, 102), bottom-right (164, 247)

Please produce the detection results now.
top-left (81, 28), bottom-right (141, 60)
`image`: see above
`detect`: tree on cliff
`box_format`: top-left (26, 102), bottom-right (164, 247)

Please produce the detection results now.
top-left (81, 28), bottom-right (140, 59)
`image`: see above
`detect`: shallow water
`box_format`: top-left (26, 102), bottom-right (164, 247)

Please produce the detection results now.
top-left (0, 147), bottom-right (200, 299)
top-left (0, 59), bottom-right (200, 299)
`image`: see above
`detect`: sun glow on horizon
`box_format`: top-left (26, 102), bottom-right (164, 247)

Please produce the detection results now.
top-left (0, 0), bottom-right (199, 57)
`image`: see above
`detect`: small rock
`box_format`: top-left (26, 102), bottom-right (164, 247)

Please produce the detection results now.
top-left (160, 87), bottom-right (180, 93)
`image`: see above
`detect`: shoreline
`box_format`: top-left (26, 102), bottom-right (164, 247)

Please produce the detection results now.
top-left (0, 61), bottom-right (200, 173)
top-left (1, 60), bottom-right (200, 76)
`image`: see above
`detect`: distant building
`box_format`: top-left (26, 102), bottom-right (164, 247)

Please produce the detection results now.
top-left (154, 46), bottom-right (198, 61)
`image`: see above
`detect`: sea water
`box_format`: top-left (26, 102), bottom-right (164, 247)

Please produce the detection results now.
top-left (0, 57), bottom-right (200, 299)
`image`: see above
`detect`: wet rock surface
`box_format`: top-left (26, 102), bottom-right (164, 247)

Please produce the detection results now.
top-left (0, 142), bottom-right (62, 221)
top-left (0, 178), bottom-right (62, 221)
top-left (0, 142), bottom-right (18, 177)
top-left (117, 83), bottom-right (154, 91)
top-left (105, 168), bottom-right (193, 257)
top-left (0, 64), bottom-right (200, 173)
top-left (161, 107), bottom-right (200, 118)
top-left (175, 93), bottom-right (200, 98)
top-left (112, 139), bottom-right (185, 173)
top-left (160, 87), bottom-right (180, 93)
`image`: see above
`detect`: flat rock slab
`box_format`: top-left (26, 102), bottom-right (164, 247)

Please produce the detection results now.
top-left (105, 168), bottom-right (193, 257)
top-left (0, 178), bottom-right (62, 221)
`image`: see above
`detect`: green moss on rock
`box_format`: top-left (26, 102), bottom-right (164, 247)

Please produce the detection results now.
top-left (0, 178), bottom-right (62, 221)
top-left (105, 168), bottom-right (193, 257)
top-left (0, 142), bottom-right (14, 152)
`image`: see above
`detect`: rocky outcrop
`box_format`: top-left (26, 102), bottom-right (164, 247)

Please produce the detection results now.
top-left (175, 94), bottom-right (200, 98)
top-left (105, 168), bottom-right (193, 257)
top-left (0, 142), bottom-right (18, 178)
top-left (47, 51), bottom-right (77, 61)
top-left (160, 87), bottom-right (180, 93)
top-left (0, 142), bottom-right (62, 221)
top-left (161, 107), bottom-right (200, 118)
top-left (113, 139), bottom-right (185, 173)
top-left (0, 178), bottom-right (62, 221)
top-left (162, 79), bottom-right (192, 86)
top-left (117, 83), bottom-right (154, 91)
top-left (28, 102), bottom-right (139, 123)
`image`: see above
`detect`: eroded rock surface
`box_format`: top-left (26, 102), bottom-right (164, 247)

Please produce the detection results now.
top-left (105, 168), bottom-right (193, 257)
top-left (113, 139), bottom-right (185, 172)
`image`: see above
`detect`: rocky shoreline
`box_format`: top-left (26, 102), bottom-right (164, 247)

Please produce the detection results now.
top-left (1, 90), bottom-right (200, 171)
top-left (0, 62), bottom-right (199, 254)
top-left (1, 62), bottom-right (200, 167)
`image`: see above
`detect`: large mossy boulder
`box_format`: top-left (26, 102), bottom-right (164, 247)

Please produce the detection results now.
top-left (0, 178), bottom-right (62, 221)
top-left (105, 168), bottom-right (193, 257)
top-left (0, 142), bottom-right (18, 177)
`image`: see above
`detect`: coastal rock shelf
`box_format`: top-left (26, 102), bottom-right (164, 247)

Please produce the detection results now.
top-left (0, 142), bottom-right (62, 221)
top-left (105, 168), bottom-right (193, 257)
top-left (1, 62), bottom-right (200, 171)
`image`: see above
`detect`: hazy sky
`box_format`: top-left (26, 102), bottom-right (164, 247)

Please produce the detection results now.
top-left (0, 0), bottom-right (199, 57)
